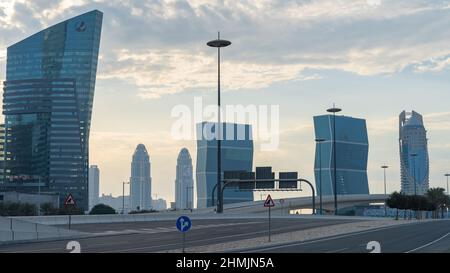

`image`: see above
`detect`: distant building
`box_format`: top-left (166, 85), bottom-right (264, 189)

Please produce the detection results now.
top-left (130, 144), bottom-right (152, 210)
top-left (99, 194), bottom-right (129, 213)
top-left (313, 114), bottom-right (370, 195)
top-left (0, 10), bottom-right (103, 211)
top-left (152, 198), bottom-right (167, 211)
top-left (399, 111), bottom-right (430, 195)
top-left (175, 148), bottom-right (194, 209)
top-left (88, 165), bottom-right (100, 210)
top-left (196, 122), bottom-right (254, 208)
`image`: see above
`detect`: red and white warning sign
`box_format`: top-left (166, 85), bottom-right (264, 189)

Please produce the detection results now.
top-left (64, 193), bottom-right (77, 207)
top-left (264, 194), bottom-right (275, 208)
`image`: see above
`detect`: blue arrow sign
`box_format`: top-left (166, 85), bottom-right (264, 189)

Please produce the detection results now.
top-left (176, 216), bottom-right (192, 233)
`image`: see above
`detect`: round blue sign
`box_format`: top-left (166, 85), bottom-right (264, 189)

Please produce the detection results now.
top-left (176, 216), bottom-right (192, 233)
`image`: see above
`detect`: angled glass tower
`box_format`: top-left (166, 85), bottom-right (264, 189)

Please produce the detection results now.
top-left (399, 111), bottom-right (429, 195)
top-left (0, 10), bottom-right (103, 210)
top-left (196, 122), bottom-right (254, 208)
top-left (175, 148), bottom-right (194, 209)
top-left (130, 144), bottom-right (152, 211)
top-left (313, 115), bottom-right (370, 196)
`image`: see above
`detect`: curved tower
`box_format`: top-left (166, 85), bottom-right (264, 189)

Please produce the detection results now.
top-left (0, 10), bottom-right (103, 210)
top-left (130, 144), bottom-right (152, 210)
top-left (399, 111), bottom-right (430, 195)
top-left (175, 148), bottom-right (194, 209)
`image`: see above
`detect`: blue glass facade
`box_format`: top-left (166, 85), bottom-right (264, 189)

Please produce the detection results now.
top-left (399, 111), bottom-right (429, 195)
top-left (0, 10), bottom-right (103, 210)
top-left (313, 115), bottom-right (370, 196)
top-left (196, 122), bottom-right (254, 208)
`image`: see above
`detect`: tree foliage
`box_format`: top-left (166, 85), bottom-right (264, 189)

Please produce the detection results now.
top-left (89, 204), bottom-right (116, 215)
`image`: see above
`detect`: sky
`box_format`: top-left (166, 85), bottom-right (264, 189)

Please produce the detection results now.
top-left (1, 0), bottom-right (450, 205)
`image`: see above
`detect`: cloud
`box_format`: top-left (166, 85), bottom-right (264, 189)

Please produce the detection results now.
top-left (98, 49), bottom-right (321, 99)
top-left (2, 0), bottom-right (450, 100)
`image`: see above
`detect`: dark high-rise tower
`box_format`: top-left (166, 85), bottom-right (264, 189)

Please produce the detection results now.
top-left (0, 10), bottom-right (103, 210)
top-left (130, 144), bottom-right (152, 210)
top-left (196, 122), bottom-right (254, 208)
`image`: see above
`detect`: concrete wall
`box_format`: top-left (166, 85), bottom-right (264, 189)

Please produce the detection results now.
top-left (0, 216), bottom-right (85, 243)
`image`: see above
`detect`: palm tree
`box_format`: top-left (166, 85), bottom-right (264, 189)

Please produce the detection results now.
top-left (426, 188), bottom-right (447, 219)
top-left (386, 192), bottom-right (401, 220)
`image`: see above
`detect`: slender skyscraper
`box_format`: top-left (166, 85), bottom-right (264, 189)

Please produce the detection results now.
top-left (313, 115), bottom-right (370, 195)
top-left (175, 148), bottom-right (194, 209)
top-left (130, 144), bottom-right (152, 210)
top-left (399, 111), bottom-right (430, 195)
top-left (196, 122), bottom-right (254, 208)
top-left (88, 165), bottom-right (100, 210)
top-left (0, 10), bottom-right (103, 210)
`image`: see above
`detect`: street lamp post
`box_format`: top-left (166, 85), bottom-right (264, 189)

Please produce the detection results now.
top-left (122, 181), bottom-right (130, 214)
top-left (327, 105), bottom-right (342, 215)
top-left (315, 138), bottom-right (325, 215)
top-left (410, 154), bottom-right (418, 196)
top-left (207, 32), bottom-right (231, 214)
top-left (37, 176), bottom-right (41, 216)
top-left (445, 174), bottom-right (450, 195)
top-left (381, 165), bottom-right (389, 217)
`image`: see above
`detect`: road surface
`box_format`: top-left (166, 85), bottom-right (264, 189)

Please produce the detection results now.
top-left (240, 219), bottom-right (450, 253)
top-left (0, 217), bottom-right (357, 253)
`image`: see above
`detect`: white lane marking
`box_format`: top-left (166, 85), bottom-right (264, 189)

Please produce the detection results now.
top-left (99, 224), bottom-right (309, 253)
top-left (240, 221), bottom-right (425, 253)
top-left (405, 232), bottom-right (450, 253)
top-left (89, 221), bottom-right (262, 236)
top-left (325, 248), bottom-right (349, 253)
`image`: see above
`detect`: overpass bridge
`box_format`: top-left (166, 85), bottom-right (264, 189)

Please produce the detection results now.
top-left (219, 194), bottom-right (389, 214)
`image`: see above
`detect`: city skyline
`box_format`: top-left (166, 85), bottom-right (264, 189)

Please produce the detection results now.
top-left (0, 1), bottom-right (450, 204)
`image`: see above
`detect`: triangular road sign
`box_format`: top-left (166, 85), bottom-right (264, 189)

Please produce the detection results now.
top-left (64, 193), bottom-right (77, 207)
top-left (264, 194), bottom-right (275, 207)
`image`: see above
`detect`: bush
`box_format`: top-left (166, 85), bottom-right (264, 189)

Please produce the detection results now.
top-left (40, 203), bottom-right (59, 216)
top-left (0, 202), bottom-right (37, 216)
top-left (89, 204), bottom-right (116, 215)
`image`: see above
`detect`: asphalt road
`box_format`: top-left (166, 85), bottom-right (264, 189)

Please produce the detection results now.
top-left (240, 219), bottom-right (450, 253)
top-left (0, 218), bottom-right (357, 253)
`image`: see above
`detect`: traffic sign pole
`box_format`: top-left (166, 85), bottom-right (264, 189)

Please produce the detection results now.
top-left (268, 206), bottom-right (271, 242)
top-left (182, 232), bottom-right (186, 253)
top-left (263, 195), bottom-right (275, 242)
top-left (176, 216), bottom-right (192, 253)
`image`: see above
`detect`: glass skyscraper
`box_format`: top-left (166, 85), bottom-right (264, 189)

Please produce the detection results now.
top-left (196, 122), bottom-right (254, 208)
top-left (130, 144), bottom-right (152, 211)
top-left (0, 10), bottom-right (103, 210)
top-left (313, 115), bottom-right (370, 196)
top-left (399, 111), bottom-right (429, 195)
top-left (175, 148), bottom-right (194, 209)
